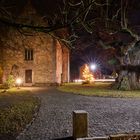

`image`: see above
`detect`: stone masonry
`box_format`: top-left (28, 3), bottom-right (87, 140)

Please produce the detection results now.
top-left (0, 0), bottom-right (70, 85)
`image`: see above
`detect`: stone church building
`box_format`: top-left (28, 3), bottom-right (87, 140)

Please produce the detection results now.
top-left (0, 1), bottom-right (70, 86)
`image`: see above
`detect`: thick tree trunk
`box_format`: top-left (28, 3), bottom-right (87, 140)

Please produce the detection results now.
top-left (116, 70), bottom-right (130, 90)
top-left (114, 40), bottom-right (140, 90)
top-left (129, 72), bottom-right (140, 89)
top-left (115, 68), bottom-right (140, 90)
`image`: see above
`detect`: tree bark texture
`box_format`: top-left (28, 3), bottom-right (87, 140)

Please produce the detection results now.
top-left (115, 41), bottom-right (140, 90)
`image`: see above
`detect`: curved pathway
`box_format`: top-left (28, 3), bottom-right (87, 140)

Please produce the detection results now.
top-left (17, 87), bottom-right (140, 140)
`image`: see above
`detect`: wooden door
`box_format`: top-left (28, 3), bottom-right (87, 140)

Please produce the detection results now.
top-left (25, 70), bottom-right (32, 83)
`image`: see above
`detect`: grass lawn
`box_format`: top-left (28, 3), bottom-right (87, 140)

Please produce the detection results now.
top-left (58, 82), bottom-right (140, 98)
top-left (0, 88), bottom-right (40, 140)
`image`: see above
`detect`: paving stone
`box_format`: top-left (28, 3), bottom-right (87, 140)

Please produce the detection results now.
top-left (17, 87), bottom-right (140, 140)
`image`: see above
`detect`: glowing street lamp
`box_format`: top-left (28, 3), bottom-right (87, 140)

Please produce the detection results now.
top-left (90, 64), bottom-right (97, 71)
top-left (16, 78), bottom-right (22, 89)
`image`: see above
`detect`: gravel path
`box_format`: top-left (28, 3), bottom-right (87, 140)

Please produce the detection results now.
top-left (17, 87), bottom-right (140, 140)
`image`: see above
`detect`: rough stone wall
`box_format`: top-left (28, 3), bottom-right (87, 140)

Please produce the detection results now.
top-left (55, 41), bottom-right (70, 84)
top-left (33, 34), bottom-right (56, 84)
top-left (55, 40), bottom-right (63, 84)
top-left (62, 45), bottom-right (70, 83)
top-left (1, 29), bottom-right (57, 85)
top-left (0, 49), bottom-right (4, 83)
top-left (2, 47), bottom-right (24, 83)
top-left (0, 1), bottom-right (70, 85)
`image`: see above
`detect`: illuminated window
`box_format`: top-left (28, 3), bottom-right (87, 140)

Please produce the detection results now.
top-left (25, 49), bottom-right (33, 61)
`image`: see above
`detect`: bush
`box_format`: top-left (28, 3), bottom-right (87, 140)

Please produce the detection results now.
top-left (5, 75), bottom-right (15, 88)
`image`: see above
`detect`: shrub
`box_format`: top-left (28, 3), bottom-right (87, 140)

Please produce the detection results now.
top-left (5, 75), bottom-right (15, 88)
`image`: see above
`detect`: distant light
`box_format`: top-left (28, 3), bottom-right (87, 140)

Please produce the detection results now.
top-left (90, 64), bottom-right (97, 71)
top-left (74, 79), bottom-right (84, 83)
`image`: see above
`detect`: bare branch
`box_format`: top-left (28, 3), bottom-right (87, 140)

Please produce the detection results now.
top-left (112, 8), bottom-right (121, 20)
top-left (83, 4), bottom-right (92, 21)
top-left (70, 0), bottom-right (96, 24)
top-left (68, 1), bottom-right (83, 7)
top-left (122, 28), bottom-right (139, 41)
top-left (0, 17), bottom-right (69, 33)
top-left (94, 2), bottom-right (108, 6)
